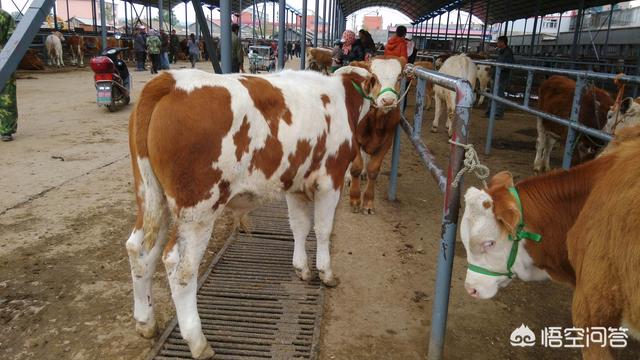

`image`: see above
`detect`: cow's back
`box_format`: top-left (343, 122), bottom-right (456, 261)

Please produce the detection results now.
top-left (139, 70), bottom-right (354, 211)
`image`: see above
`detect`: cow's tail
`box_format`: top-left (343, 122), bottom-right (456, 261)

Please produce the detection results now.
top-left (131, 72), bottom-right (176, 251)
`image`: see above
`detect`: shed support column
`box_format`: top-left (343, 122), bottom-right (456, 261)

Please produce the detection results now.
top-left (193, 0), bottom-right (222, 73)
top-left (601, 3), bottom-right (614, 58)
top-left (465, 0), bottom-right (473, 51)
top-left (480, 0), bottom-right (490, 50)
top-left (301, 0), bottom-right (307, 69)
top-left (570, 0), bottom-right (585, 64)
top-left (436, 13), bottom-right (442, 41)
top-left (278, 0), bottom-right (285, 69)
top-left (444, 10), bottom-right (450, 41)
top-left (529, 16), bottom-right (538, 56)
top-left (158, 0), bottom-right (163, 32)
top-left (313, 0), bottom-right (319, 46)
top-left (453, 5), bottom-right (461, 51)
top-left (52, 0), bottom-right (58, 30)
top-left (322, 0), bottom-right (326, 45)
top-left (99, 0), bottom-right (107, 49)
top-left (252, 0), bottom-right (256, 45)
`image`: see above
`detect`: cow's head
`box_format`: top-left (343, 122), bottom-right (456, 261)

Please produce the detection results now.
top-left (333, 65), bottom-right (374, 125)
top-left (604, 97), bottom-right (640, 134)
top-left (349, 56), bottom-right (406, 113)
top-left (460, 172), bottom-right (546, 299)
top-left (53, 31), bottom-right (65, 41)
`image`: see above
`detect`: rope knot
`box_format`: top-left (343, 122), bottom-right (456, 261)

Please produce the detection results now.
top-left (448, 140), bottom-right (490, 188)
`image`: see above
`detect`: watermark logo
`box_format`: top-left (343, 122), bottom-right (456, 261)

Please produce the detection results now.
top-left (509, 325), bottom-right (629, 348)
top-left (510, 324), bottom-right (536, 347)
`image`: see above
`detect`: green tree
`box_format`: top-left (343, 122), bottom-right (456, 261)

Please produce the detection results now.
top-left (153, 10), bottom-right (181, 28)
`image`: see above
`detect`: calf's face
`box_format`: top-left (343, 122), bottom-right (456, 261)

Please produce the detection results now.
top-left (369, 57), bottom-right (405, 113)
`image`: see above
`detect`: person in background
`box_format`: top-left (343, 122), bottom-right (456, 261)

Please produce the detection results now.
top-left (231, 24), bottom-right (244, 73)
top-left (384, 25), bottom-right (408, 61)
top-left (338, 30), bottom-right (363, 65)
top-left (358, 29), bottom-right (376, 61)
top-left (0, 8), bottom-right (17, 142)
top-left (485, 35), bottom-right (515, 119)
top-left (187, 33), bottom-right (199, 68)
top-left (330, 39), bottom-right (342, 72)
top-left (133, 27), bottom-right (146, 71)
top-left (286, 41), bottom-right (293, 60)
top-left (146, 29), bottom-right (161, 74)
top-left (160, 30), bottom-right (170, 69)
top-left (170, 30), bottom-right (180, 64)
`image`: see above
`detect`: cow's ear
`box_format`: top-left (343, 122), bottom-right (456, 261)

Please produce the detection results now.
top-left (490, 187), bottom-right (521, 235)
top-left (621, 97), bottom-right (634, 114)
top-left (487, 171), bottom-right (514, 190)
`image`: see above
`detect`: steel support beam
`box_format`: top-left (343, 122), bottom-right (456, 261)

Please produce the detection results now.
top-left (158, 0), bottom-right (163, 32)
top-left (252, 0), bottom-right (256, 44)
top-left (278, 0), bottom-right (285, 69)
top-left (571, 0), bottom-right (585, 63)
top-left (445, 10), bottom-right (450, 41)
top-left (602, 3), bottom-right (614, 58)
top-left (301, 0), bottom-right (307, 69)
top-left (322, 0), bottom-right (326, 46)
top-left (0, 0), bottom-right (55, 90)
top-left (193, 0), bottom-right (222, 73)
top-left (530, 15), bottom-right (538, 56)
top-left (465, 0), bottom-right (473, 51)
top-left (480, 0), bottom-right (490, 49)
top-left (313, 0), bottom-right (319, 46)
top-left (99, 0), bottom-right (107, 49)
top-left (52, 0), bottom-right (58, 30)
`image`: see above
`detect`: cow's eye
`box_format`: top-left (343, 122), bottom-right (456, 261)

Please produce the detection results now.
top-left (482, 240), bottom-right (495, 251)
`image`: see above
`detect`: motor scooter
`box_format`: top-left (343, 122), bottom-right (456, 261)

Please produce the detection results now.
top-left (89, 46), bottom-right (131, 112)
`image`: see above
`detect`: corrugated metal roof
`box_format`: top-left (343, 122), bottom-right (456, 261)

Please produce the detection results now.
top-left (128, 0), bottom-right (625, 25)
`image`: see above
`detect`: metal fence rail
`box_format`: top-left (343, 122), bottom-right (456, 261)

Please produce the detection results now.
top-left (475, 59), bottom-right (640, 168)
top-left (387, 66), bottom-right (474, 360)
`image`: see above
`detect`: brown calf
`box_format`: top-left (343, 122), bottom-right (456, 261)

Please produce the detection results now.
top-left (534, 75), bottom-right (614, 173)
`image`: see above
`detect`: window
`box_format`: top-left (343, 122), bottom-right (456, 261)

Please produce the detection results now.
top-left (543, 20), bottom-right (557, 29)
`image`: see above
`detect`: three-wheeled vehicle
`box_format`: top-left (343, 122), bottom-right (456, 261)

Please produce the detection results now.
top-left (248, 45), bottom-right (275, 73)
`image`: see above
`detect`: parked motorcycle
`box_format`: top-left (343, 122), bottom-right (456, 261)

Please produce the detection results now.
top-left (90, 47), bottom-right (131, 112)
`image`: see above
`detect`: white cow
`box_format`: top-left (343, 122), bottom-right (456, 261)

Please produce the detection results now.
top-left (432, 54), bottom-right (477, 136)
top-left (45, 32), bottom-right (65, 67)
top-left (476, 64), bottom-right (491, 106)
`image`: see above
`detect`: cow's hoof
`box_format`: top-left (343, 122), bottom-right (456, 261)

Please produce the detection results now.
top-left (360, 173), bottom-right (368, 181)
top-left (319, 272), bottom-right (339, 287)
top-left (431, 126), bottom-right (438, 133)
top-left (362, 207), bottom-right (375, 215)
top-left (351, 204), bottom-right (360, 213)
top-left (192, 343), bottom-right (215, 359)
top-left (295, 267), bottom-right (312, 281)
top-left (135, 319), bottom-right (157, 339)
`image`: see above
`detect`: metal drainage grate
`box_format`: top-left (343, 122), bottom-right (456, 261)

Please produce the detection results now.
top-left (147, 200), bottom-right (324, 360)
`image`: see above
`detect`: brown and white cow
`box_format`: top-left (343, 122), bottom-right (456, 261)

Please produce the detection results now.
top-left (67, 34), bottom-right (84, 66)
top-left (534, 75), bottom-right (614, 173)
top-left (346, 56), bottom-right (406, 214)
top-left (460, 131), bottom-right (640, 359)
top-left (45, 31), bottom-right (65, 67)
top-left (432, 54), bottom-right (477, 136)
top-left (126, 66), bottom-right (374, 358)
top-left (306, 47), bottom-right (333, 75)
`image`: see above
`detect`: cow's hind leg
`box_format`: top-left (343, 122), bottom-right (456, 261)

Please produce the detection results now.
top-left (348, 150), bottom-right (364, 212)
top-left (286, 193), bottom-right (313, 281)
top-left (163, 215), bottom-right (217, 359)
top-left (314, 189), bottom-right (341, 287)
top-left (534, 118), bottom-right (547, 173)
top-left (432, 93), bottom-right (443, 132)
top-left (126, 206), bottom-right (170, 339)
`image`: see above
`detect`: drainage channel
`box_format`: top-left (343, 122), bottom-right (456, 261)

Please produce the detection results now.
top-left (147, 200), bottom-right (324, 360)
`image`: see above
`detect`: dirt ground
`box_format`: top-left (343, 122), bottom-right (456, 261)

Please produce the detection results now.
top-left (0, 58), bottom-right (636, 360)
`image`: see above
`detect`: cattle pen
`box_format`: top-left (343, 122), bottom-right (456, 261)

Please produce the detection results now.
top-left (2, 0), bottom-right (640, 359)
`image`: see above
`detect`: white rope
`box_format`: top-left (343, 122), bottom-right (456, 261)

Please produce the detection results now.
top-left (448, 140), bottom-right (490, 188)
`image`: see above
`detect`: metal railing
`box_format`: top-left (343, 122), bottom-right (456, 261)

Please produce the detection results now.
top-left (387, 66), bottom-right (474, 360)
top-left (475, 59), bottom-right (640, 168)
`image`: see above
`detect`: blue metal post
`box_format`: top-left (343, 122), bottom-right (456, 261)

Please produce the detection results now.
top-left (387, 78), bottom-right (407, 201)
top-left (484, 65), bottom-right (501, 154)
top-left (523, 70), bottom-right (533, 107)
top-left (300, 0), bottom-right (307, 69)
top-left (277, 0), bottom-right (285, 69)
top-left (313, 0), bottom-right (319, 46)
top-left (427, 77), bottom-right (474, 360)
top-left (99, 0), bottom-right (107, 50)
top-left (192, 0), bottom-right (222, 73)
top-left (321, 0), bottom-right (326, 46)
top-left (562, 76), bottom-right (586, 168)
top-left (413, 77), bottom-right (426, 137)
top-left (0, 0), bottom-right (56, 89)
top-left (220, 0), bottom-right (232, 73)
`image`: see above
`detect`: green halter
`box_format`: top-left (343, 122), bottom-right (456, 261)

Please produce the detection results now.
top-left (351, 81), bottom-right (400, 103)
top-left (467, 187), bottom-right (542, 279)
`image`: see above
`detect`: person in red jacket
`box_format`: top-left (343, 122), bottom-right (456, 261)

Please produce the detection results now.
top-left (384, 25), bottom-right (408, 61)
